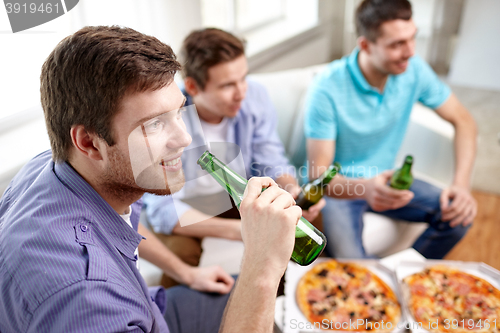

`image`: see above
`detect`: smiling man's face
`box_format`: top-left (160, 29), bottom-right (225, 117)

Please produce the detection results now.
top-left (367, 18), bottom-right (417, 75)
top-left (98, 82), bottom-right (192, 196)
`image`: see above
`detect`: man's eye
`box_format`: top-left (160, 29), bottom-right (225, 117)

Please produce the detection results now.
top-left (145, 119), bottom-right (162, 132)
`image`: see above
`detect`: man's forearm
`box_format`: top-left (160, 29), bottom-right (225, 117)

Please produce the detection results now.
top-left (219, 258), bottom-right (280, 333)
top-left (325, 176), bottom-right (368, 199)
top-left (452, 115), bottom-right (477, 188)
top-left (137, 224), bottom-right (194, 285)
top-left (172, 209), bottom-right (241, 240)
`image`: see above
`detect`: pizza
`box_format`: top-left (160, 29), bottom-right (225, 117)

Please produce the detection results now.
top-left (296, 260), bottom-right (401, 332)
top-left (403, 265), bottom-right (500, 333)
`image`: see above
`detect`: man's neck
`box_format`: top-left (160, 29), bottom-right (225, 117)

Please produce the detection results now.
top-left (68, 159), bottom-right (142, 215)
top-left (193, 99), bottom-right (224, 124)
top-left (358, 50), bottom-right (389, 92)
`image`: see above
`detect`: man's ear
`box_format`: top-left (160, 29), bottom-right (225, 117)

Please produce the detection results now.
top-left (70, 125), bottom-right (104, 161)
top-left (184, 77), bottom-right (200, 96)
top-left (357, 36), bottom-right (371, 55)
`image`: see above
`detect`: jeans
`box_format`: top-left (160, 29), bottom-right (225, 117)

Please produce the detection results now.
top-left (321, 179), bottom-right (470, 259)
top-left (164, 277), bottom-right (235, 333)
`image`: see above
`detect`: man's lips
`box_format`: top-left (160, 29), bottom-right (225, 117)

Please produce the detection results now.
top-left (159, 153), bottom-right (183, 172)
top-left (160, 157), bottom-right (181, 167)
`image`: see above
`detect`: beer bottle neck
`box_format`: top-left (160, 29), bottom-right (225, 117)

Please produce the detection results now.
top-left (197, 151), bottom-right (248, 208)
top-left (400, 161), bottom-right (413, 175)
top-left (315, 164), bottom-right (340, 188)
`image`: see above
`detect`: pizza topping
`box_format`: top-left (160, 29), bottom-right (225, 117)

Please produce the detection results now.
top-left (307, 289), bottom-right (327, 303)
top-left (456, 282), bottom-right (472, 295)
top-left (331, 275), bottom-right (348, 287)
top-left (317, 269), bottom-right (328, 277)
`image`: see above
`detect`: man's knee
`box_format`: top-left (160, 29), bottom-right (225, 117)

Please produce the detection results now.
top-left (154, 233), bottom-right (203, 266)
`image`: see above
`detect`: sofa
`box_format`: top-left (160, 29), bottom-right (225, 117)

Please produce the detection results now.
top-left (139, 64), bottom-right (456, 286)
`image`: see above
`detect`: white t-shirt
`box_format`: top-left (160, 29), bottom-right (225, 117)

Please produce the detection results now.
top-left (120, 206), bottom-right (140, 270)
top-left (186, 117), bottom-right (231, 197)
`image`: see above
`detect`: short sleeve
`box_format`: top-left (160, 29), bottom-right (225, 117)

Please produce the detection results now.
top-left (414, 56), bottom-right (452, 109)
top-left (304, 76), bottom-right (337, 140)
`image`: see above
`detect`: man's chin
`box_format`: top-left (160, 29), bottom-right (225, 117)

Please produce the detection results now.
top-left (135, 168), bottom-right (186, 196)
top-left (145, 181), bottom-right (184, 196)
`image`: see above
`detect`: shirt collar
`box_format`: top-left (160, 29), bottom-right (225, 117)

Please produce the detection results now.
top-left (346, 47), bottom-right (382, 95)
top-left (54, 161), bottom-right (143, 260)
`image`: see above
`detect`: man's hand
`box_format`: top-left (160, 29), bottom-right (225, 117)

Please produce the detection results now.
top-left (240, 177), bottom-right (302, 279)
top-left (288, 184), bottom-right (326, 221)
top-left (365, 170), bottom-right (414, 212)
top-left (184, 265), bottom-right (234, 294)
top-left (440, 185), bottom-right (477, 227)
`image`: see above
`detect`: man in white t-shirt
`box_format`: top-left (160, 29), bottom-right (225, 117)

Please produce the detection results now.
top-left (142, 28), bottom-right (325, 288)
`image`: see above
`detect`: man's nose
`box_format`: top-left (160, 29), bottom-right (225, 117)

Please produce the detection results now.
top-left (234, 82), bottom-right (247, 101)
top-left (168, 121), bottom-right (192, 149)
top-left (404, 40), bottom-right (415, 58)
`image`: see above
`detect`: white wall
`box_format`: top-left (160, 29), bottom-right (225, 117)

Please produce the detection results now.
top-left (448, 0), bottom-right (500, 91)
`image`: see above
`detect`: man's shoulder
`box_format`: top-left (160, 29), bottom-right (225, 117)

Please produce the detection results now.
top-left (0, 152), bottom-right (100, 312)
top-left (240, 79), bottom-right (274, 117)
top-left (315, 57), bottom-right (350, 83)
top-left (405, 54), bottom-right (434, 78)
top-left (0, 210), bottom-right (91, 312)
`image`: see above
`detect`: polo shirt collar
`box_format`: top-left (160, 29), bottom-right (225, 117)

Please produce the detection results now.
top-left (54, 161), bottom-right (143, 260)
top-left (347, 47), bottom-right (382, 95)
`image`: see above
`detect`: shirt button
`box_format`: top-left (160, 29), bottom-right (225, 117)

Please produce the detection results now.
top-left (80, 225), bottom-right (88, 232)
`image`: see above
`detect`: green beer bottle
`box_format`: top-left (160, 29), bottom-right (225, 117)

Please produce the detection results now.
top-left (390, 155), bottom-right (414, 190)
top-left (295, 163), bottom-right (341, 210)
top-left (197, 151), bottom-right (327, 266)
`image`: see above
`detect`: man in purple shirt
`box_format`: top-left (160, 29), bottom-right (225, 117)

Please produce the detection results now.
top-left (0, 26), bottom-right (302, 332)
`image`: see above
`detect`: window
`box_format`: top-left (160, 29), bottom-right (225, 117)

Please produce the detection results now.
top-left (201, 0), bottom-right (319, 56)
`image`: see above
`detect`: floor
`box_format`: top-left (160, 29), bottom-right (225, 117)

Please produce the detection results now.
top-left (445, 190), bottom-right (500, 270)
top-left (450, 84), bottom-right (500, 195)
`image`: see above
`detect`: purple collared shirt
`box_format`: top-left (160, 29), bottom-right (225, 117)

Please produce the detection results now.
top-left (0, 151), bottom-right (169, 332)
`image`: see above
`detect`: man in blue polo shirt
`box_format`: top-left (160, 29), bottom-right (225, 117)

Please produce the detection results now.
top-left (305, 0), bottom-right (477, 259)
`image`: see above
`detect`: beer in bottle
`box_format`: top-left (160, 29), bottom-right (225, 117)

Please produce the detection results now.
top-left (390, 155), bottom-right (414, 190)
top-left (295, 163), bottom-right (341, 210)
top-left (197, 151), bottom-right (327, 266)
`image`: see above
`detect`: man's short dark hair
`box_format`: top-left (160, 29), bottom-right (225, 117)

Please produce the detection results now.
top-left (180, 28), bottom-right (245, 90)
top-left (355, 0), bottom-right (413, 42)
top-left (40, 26), bottom-right (181, 162)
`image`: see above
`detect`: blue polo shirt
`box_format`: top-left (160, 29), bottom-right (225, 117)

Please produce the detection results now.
top-left (304, 48), bottom-right (451, 178)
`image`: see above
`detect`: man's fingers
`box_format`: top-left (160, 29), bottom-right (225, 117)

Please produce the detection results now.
top-left (217, 270), bottom-right (235, 286)
top-left (207, 280), bottom-right (233, 294)
top-left (449, 204), bottom-right (470, 227)
top-left (380, 170), bottom-right (395, 182)
top-left (271, 190), bottom-right (297, 210)
top-left (243, 177), bottom-right (276, 202)
top-left (286, 205), bottom-right (303, 223)
top-left (308, 198), bottom-right (326, 213)
top-left (447, 193), bottom-right (466, 212)
top-left (440, 189), bottom-right (451, 212)
top-left (377, 184), bottom-right (413, 200)
top-left (442, 195), bottom-right (468, 221)
top-left (258, 185), bottom-right (293, 206)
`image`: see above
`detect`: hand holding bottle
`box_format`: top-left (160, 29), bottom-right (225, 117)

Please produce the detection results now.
top-left (240, 177), bottom-right (302, 280)
top-left (365, 170), bottom-right (414, 212)
top-left (288, 185), bottom-right (325, 222)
